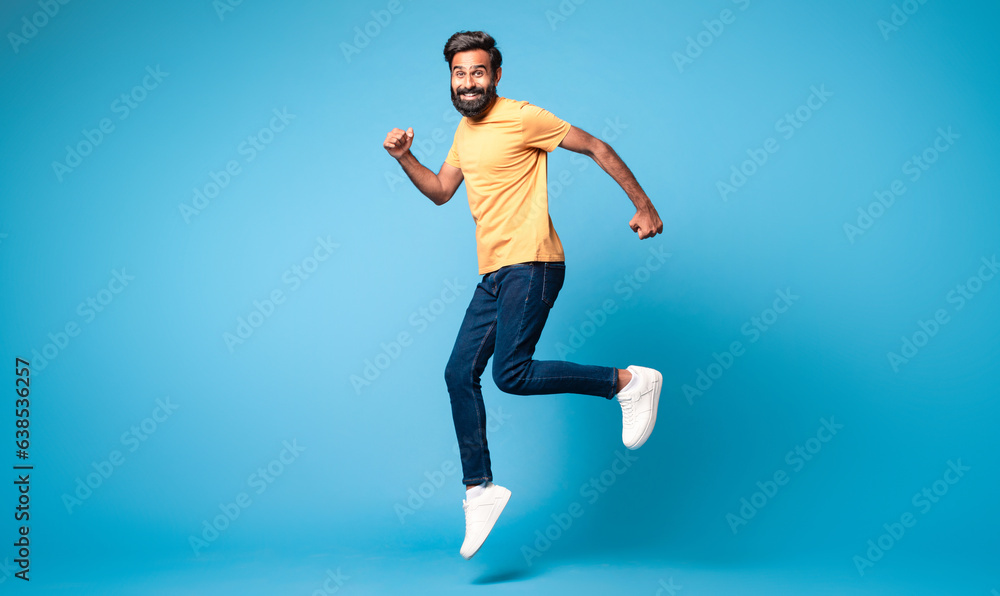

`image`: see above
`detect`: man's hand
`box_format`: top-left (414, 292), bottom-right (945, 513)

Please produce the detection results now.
top-left (384, 127), bottom-right (414, 159)
top-left (629, 208), bottom-right (663, 239)
top-left (382, 127), bottom-right (464, 206)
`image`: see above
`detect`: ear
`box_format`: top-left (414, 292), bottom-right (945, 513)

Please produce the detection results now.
top-left (494, 66), bottom-right (502, 85)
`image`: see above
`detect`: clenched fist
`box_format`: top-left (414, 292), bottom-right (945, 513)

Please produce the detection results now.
top-left (384, 127), bottom-right (413, 159)
top-left (629, 208), bottom-right (664, 240)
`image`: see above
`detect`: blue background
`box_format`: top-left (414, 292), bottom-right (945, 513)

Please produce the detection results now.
top-left (1, 0), bottom-right (997, 593)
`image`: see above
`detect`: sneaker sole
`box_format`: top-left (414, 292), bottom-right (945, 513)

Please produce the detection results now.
top-left (461, 487), bottom-right (511, 560)
top-left (626, 367), bottom-right (661, 450)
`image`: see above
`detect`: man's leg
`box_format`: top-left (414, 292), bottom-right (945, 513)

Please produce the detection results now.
top-left (444, 275), bottom-right (499, 487)
top-left (444, 272), bottom-right (514, 560)
top-left (490, 261), bottom-right (662, 449)
top-left (491, 261), bottom-right (619, 399)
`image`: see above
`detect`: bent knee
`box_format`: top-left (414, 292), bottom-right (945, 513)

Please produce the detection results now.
top-left (492, 366), bottom-right (529, 395)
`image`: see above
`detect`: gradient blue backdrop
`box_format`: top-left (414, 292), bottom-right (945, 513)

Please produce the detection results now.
top-left (1, 0), bottom-right (997, 594)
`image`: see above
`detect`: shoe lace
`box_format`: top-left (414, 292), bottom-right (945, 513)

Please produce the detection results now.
top-left (620, 394), bottom-right (635, 424)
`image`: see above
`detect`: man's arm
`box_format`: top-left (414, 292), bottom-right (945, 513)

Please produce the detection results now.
top-left (558, 125), bottom-right (663, 239)
top-left (383, 127), bottom-right (463, 206)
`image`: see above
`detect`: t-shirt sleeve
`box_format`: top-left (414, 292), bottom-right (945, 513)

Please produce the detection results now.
top-left (444, 134), bottom-right (461, 168)
top-left (519, 102), bottom-right (571, 152)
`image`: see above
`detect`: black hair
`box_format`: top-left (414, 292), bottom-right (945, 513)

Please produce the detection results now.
top-left (443, 31), bottom-right (502, 74)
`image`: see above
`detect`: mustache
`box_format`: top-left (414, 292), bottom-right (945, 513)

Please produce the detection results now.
top-left (455, 86), bottom-right (483, 97)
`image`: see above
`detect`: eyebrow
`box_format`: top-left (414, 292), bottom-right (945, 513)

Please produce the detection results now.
top-left (452, 64), bottom-right (487, 71)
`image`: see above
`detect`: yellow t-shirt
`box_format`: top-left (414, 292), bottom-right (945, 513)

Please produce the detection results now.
top-left (445, 96), bottom-right (571, 275)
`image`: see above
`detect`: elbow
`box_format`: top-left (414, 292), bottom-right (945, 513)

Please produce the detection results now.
top-left (434, 182), bottom-right (459, 206)
top-left (589, 139), bottom-right (611, 160)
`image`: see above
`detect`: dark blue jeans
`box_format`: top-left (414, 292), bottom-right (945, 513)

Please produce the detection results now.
top-left (444, 260), bottom-right (619, 486)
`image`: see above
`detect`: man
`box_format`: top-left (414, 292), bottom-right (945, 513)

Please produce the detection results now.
top-left (383, 30), bottom-right (664, 560)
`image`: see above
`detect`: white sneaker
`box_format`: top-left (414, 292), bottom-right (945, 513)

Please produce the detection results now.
top-left (460, 481), bottom-right (511, 560)
top-left (616, 365), bottom-right (662, 449)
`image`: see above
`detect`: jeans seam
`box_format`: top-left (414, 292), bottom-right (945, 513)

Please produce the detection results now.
top-left (542, 264), bottom-right (552, 307)
top-left (469, 317), bottom-right (496, 481)
top-left (514, 373), bottom-right (602, 380)
top-left (523, 264), bottom-right (534, 305)
top-left (513, 265), bottom-right (534, 364)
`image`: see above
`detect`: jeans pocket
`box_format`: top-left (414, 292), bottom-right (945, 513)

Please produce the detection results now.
top-left (541, 262), bottom-right (565, 308)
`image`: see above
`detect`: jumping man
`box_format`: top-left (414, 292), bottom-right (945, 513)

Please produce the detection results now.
top-left (383, 30), bottom-right (664, 560)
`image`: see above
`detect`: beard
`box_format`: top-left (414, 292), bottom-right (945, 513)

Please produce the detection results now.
top-left (451, 80), bottom-right (497, 118)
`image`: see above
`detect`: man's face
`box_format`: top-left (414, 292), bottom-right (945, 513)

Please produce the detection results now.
top-left (450, 49), bottom-right (500, 118)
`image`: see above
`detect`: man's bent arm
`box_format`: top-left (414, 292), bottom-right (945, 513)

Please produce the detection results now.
top-left (383, 127), bottom-right (463, 205)
top-left (559, 126), bottom-right (653, 212)
top-left (396, 152), bottom-right (464, 206)
top-left (558, 125), bottom-right (663, 238)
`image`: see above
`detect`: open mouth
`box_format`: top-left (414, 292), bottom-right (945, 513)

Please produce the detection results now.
top-left (451, 84), bottom-right (492, 117)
